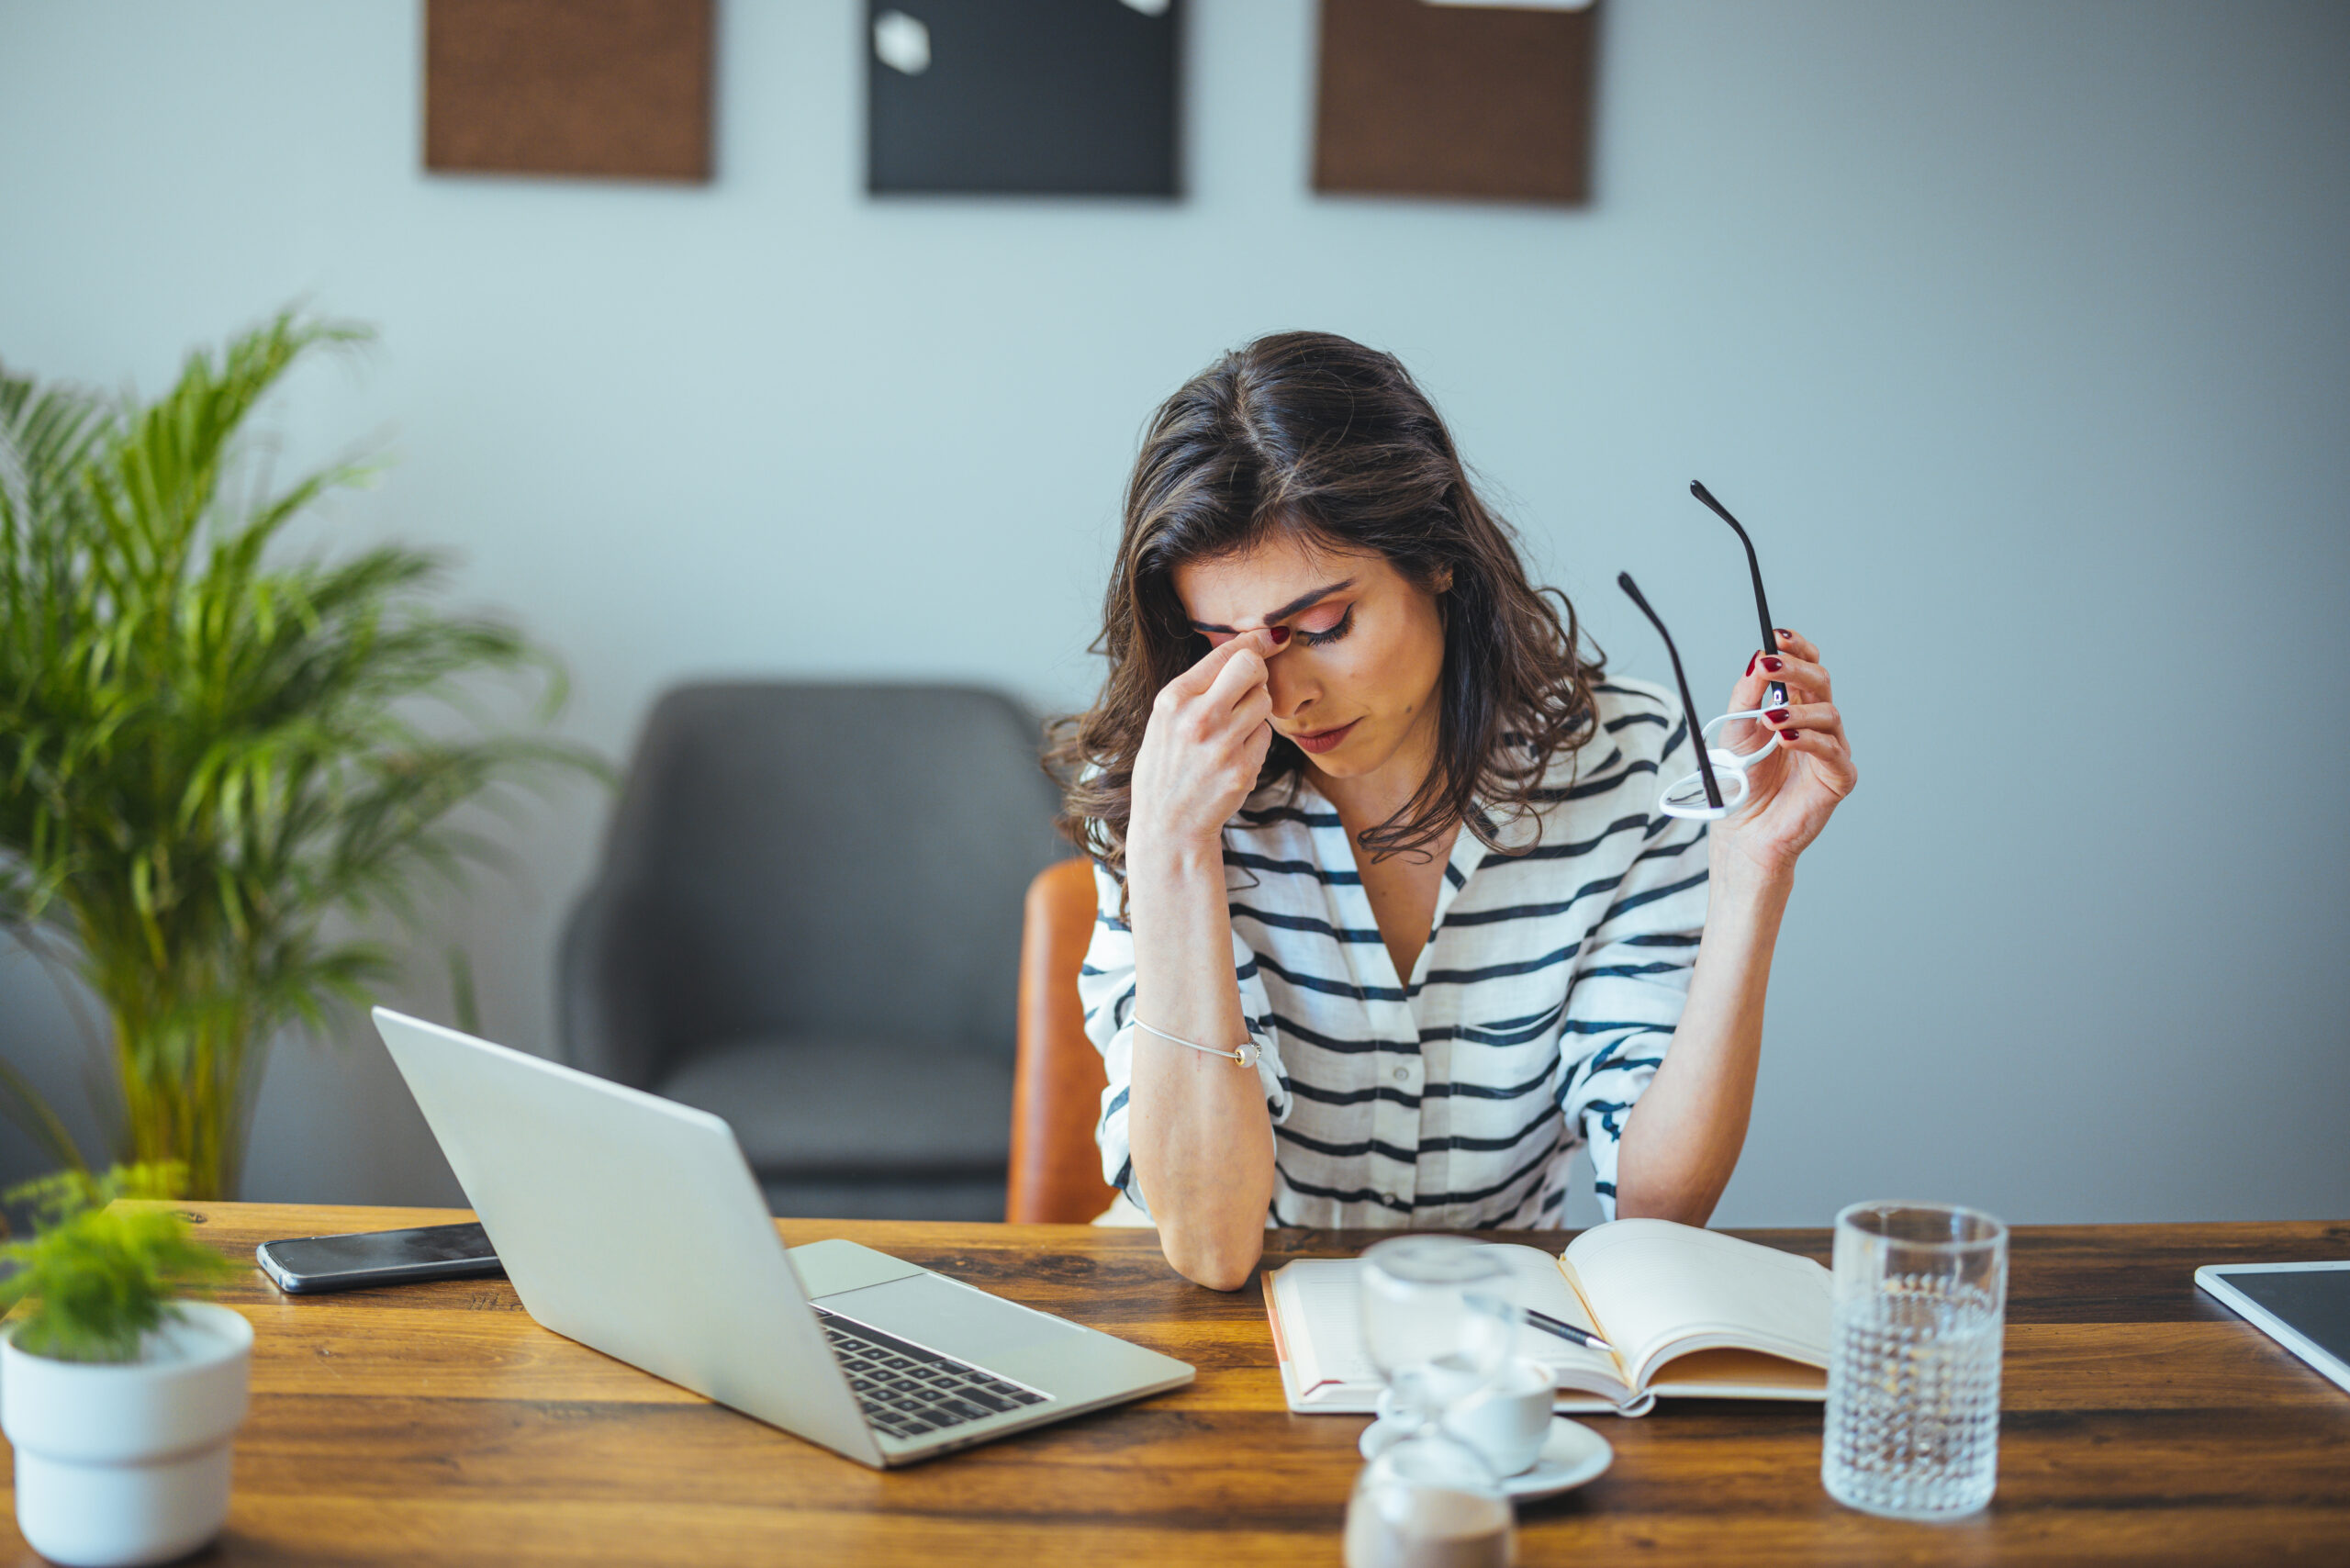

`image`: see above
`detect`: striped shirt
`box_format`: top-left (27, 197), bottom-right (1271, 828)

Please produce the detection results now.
top-left (1079, 678), bottom-right (1710, 1231)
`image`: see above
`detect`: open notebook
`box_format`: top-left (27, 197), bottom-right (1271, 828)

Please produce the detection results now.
top-left (1264, 1219), bottom-right (1831, 1416)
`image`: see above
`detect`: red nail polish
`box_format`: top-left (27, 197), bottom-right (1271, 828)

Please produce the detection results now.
top-left (1762, 656), bottom-right (1784, 673)
top-left (1268, 626), bottom-right (1290, 644)
top-left (1780, 728), bottom-right (1801, 740)
top-left (1745, 652), bottom-right (1759, 676)
top-left (1765, 708), bottom-right (1789, 723)
top-left (1774, 628), bottom-right (1793, 642)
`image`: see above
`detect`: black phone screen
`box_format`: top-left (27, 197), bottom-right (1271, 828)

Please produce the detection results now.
top-left (260, 1222), bottom-right (502, 1291)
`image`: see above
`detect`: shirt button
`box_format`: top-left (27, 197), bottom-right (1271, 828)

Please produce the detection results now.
top-left (1393, 1066), bottom-right (1410, 1081)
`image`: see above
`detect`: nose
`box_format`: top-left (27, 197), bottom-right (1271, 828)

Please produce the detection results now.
top-left (1265, 643), bottom-right (1316, 723)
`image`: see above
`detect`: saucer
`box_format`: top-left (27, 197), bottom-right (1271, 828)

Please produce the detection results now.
top-left (1357, 1415), bottom-right (1614, 1502)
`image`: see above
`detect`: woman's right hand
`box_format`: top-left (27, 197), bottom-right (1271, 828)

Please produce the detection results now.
top-left (1128, 627), bottom-right (1281, 860)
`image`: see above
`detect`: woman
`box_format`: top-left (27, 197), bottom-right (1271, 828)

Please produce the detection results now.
top-left (1049, 332), bottom-right (1855, 1291)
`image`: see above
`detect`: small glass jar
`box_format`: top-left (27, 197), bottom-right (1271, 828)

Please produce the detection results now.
top-left (1344, 1423), bottom-right (1516, 1568)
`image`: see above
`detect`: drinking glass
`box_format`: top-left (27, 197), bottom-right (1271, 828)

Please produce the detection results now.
top-left (1821, 1202), bottom-right (2008, 1520)
top-left (1345, 1238), bottom-right (1517, 1568)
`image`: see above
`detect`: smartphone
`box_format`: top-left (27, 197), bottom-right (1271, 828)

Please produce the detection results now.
top-left (255, 1221), bottom-right (504, 1294)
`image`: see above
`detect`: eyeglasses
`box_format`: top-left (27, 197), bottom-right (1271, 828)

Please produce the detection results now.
top-left (1657, 705), bottom-right (1782, 818)
top-left (1616, 482), bottom-right (1788, 822)
top-left (1617, 572), bottom-right (1772, 819)
top-left (1689, 481), bottom-right (1786, 709)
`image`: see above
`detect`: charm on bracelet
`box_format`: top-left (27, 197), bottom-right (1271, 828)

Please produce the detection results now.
top-left (1135, 1018), bottom-right (1259, 1068)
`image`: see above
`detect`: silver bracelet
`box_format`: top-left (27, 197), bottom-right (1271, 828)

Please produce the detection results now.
top-left (1134, 1017), bottom-right (1260, 1069)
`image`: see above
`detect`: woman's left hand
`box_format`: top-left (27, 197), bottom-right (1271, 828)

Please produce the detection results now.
top-left (1713, 628), bottom-right (1856, 880)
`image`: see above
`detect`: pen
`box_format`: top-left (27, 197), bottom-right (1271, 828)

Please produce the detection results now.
top-left (1524, 1307), bottom-right (1613, 1355)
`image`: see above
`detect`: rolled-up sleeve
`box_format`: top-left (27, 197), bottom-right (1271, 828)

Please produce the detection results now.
top-left (1078, 860), bottom-right (1292, 1217)
top-left (1553, 801), bottom-right (1709, 1221)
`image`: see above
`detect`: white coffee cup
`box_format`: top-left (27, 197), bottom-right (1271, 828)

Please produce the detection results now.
top-left (1439, 1356), bottom-right (1554, 1477)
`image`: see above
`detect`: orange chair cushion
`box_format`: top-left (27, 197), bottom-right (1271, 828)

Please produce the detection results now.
top-left (1007, 858), bottom-right (1119, 1223)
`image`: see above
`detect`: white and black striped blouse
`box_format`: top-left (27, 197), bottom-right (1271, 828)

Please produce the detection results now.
top-left (1079, 678), bottom-right (1710, 1231)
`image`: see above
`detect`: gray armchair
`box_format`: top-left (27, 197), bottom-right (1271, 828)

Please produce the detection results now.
top-left (558, 683), bottom-right (1068, 1219)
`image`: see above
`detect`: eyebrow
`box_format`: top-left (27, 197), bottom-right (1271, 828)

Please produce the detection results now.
top-left (1189, 578), bottom-right (1356, 635)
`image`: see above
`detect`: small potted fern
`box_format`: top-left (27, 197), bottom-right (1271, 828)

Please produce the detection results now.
top-left (0, 1167), bottom-right (246, 1568)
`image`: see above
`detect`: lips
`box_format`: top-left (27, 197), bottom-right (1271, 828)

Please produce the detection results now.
top-left (1289, 719), bottom-right (1359, 756)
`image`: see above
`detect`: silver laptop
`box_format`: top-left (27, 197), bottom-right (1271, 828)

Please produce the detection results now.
top-left (372, 1007), bottom-right (1192, 1467)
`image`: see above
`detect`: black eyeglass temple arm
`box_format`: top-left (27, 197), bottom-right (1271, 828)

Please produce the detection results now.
top-left (1690, 481), bottom-right (1787, 707)
top-left (1617, 572), bottom-right (1723, 810)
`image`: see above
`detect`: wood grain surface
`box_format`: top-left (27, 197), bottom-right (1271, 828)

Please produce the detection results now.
top-left (1314, 0), bottom-right (1597, 204)
top-left (423, 0), bottom-right (712, 182)
top-left (6, 1206), bottom-right (2346, 1564)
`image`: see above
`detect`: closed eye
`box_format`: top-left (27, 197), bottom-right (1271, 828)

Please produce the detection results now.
top-left (1294, 604), bottom-right (1353, 646)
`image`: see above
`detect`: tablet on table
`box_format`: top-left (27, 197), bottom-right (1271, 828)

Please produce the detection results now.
top-left (2194, 1260), bottom-right (2350, 1395)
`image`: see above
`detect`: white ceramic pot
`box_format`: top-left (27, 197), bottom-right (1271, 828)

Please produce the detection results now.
top-left (1, 1301), bottom-right (252, 1568)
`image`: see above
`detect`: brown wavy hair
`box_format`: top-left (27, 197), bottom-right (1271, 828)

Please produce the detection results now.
top-left (1046, 330), bottom-right (1604, 878)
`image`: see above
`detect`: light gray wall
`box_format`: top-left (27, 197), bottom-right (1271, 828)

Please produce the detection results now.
top-left (2, 1), bottom-right (2344, 1226)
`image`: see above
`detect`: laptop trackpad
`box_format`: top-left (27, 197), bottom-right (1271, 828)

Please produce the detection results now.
top-left (817, 1272), bottom-right (1082, 1365)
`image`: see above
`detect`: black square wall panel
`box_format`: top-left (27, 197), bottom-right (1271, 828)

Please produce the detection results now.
top-left (867, 0), bottom-right (1181, 196)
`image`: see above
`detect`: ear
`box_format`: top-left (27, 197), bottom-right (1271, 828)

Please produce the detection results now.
top-left (1432, 565), bottom-right (1455, 594)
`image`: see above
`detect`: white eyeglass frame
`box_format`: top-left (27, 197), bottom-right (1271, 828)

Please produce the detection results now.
top-left (1659, 707), bottom-right (1779, 821)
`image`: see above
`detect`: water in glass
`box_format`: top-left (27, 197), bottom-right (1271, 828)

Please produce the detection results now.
top-left (1823, 1274), bottom-right (2002, 1518)
top-left (1821, 1201), bottom-right (2007, 1520)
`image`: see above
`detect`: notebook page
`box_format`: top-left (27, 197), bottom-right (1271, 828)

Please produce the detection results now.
top-left (1561, 1220), bottom-right (1831, 1389)
top-left (1277, 1249), bottom-right (1624, 1397)
top-left (1483, 1244), bottom-right (1623, 1386)
top-left (1284, 1263), bottom-right (1377, 1393)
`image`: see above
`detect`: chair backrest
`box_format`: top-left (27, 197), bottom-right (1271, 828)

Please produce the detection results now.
top-left (565, 683), bottom-right (1067, 1087)
top-left (1006, 857), bottom-right (1118, 1224)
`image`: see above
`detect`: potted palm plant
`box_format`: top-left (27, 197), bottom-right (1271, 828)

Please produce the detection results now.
top-left (0, 1165), bottom-right (246, 1567)
top-left (0, 309), bottom-right (601, 1195)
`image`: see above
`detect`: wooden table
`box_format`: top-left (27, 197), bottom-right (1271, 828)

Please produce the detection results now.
top-left (5, 1206), bottom-right (2346, 1564)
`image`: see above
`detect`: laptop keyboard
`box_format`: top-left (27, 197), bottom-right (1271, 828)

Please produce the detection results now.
top-left (813, 1307), bottom-right (1050, 1440)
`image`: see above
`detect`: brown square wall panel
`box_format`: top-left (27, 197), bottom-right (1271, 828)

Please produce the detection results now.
top-left (1315, 0), bottom-right (1597, 205)
top-left (425, 0), bottom-right (713, 182)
